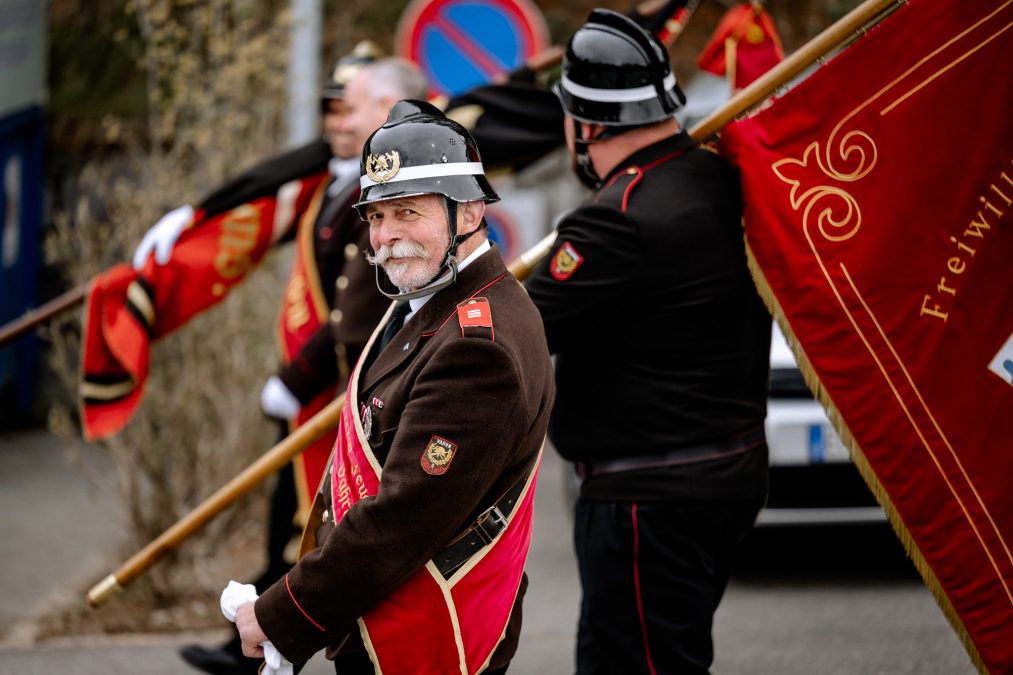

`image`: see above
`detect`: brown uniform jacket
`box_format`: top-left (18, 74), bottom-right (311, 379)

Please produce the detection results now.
top-left (255, 246), bottom-right (555, 667)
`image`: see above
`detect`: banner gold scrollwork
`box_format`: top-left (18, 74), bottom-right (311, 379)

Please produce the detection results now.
top-left (772, 130), bottom-right (877, 243)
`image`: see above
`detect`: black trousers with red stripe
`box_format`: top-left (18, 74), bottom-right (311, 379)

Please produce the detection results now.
top-left (574, 497), bottom-right (763, 675)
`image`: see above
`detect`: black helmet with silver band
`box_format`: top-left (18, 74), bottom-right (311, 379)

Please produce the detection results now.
top-left (554, 9), bottom-right (686, 186)
top-left (555, 9), bottom-right (685, 125)
top-left (355, 99), bottom-right (499, 301)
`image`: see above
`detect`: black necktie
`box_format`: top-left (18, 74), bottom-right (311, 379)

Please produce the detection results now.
top-left (378, 301), bottom-right (411, 352)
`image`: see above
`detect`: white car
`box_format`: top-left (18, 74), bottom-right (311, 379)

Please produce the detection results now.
top-left (759, 324), bottom-right (886, 526)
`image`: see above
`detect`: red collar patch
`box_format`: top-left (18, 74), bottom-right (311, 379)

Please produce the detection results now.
top-left (550, 241), bottom-right (584, 281)
top-left (457, 297), bottom-right (492, 328)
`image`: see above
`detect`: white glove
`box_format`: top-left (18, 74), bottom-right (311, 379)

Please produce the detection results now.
top-left (260, 375), bottom-right (301, 420)
top-left (132, 204), bottom-right (194, 270)
top-left (220, 581), bottom-right (293, 675)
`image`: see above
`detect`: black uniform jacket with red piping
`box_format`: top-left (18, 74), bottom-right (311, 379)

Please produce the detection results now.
top-left (525, 130), bottom-right (771, 500)
top-left (254, 245), bottom-right (555, 666)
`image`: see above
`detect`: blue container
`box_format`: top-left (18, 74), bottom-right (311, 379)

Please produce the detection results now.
top-left (0, 105), bottom-right (45, 412)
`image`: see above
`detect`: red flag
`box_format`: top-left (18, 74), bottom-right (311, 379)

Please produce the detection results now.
top-left (80, 173), bottom-right (327, 440)
top-left (720, 0), bottom-right (1013, 670)
top-left (697, 2), bottom-right (784, 90)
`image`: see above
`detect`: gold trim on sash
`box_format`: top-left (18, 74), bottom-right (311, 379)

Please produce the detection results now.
top-left (348, 302), bottom-right (397, 479)
top-left (297, 180), bottom-right (332, 327)
top-left (276, 178), bottom-right (330, 364)
top-left (279, 178), bottom-right (334, 523)
top-left (295, 302), bottom-right (395, 558)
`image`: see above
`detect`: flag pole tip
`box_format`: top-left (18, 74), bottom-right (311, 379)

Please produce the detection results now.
top-left (86, 574), bottom-right (122, 608)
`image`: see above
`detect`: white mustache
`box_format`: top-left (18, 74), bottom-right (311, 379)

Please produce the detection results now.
top-left (366, 240), bottom-right (431, 267)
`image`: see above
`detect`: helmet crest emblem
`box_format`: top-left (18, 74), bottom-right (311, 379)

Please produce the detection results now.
top-left (365, 150), bottom-right (401, 183)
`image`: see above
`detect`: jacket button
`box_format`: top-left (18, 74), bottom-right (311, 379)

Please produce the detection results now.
top-left (344, 243), bottom-right (358, 260)
top-left (322, 509), bottom-right (330, 523)
top-left (335, 275), bottom-right (349, 291)
top-left (330, 309), bottom-right (344, 324)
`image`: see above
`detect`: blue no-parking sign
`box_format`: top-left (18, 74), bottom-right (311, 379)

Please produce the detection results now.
top-left (397, 0), bottom-right (549, 97)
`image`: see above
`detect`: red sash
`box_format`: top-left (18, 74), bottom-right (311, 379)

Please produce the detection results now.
top-left (328, 342), bottom-right (540, 674)
top-left (275, 180), bottom-right (337, 520)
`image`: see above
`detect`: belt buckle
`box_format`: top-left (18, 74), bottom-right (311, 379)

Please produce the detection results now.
top-left (474, 505), bottom-right (508, 545)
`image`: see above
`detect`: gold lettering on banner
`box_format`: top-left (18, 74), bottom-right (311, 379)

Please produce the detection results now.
top-left (214, 205), bottom-right (261, 280)
top-left (919, 158), bottom-right (1008, 322)
top-left (992, 172), bottom-right (1013, 205)
top-left (335, 462), bottom-right (352, 512)
top-left (349, 460), bottom-right (368, 499)
top-left (285, 276), bottom-right (311, 332)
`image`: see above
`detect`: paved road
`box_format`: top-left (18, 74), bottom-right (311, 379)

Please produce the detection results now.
top-left (0, 429), bottom-right (976, 674)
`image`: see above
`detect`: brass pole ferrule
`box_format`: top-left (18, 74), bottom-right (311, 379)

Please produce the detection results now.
top-left (86, 574), bottom-right (122, 608)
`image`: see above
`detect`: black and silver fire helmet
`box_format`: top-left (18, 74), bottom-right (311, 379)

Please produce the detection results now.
top-left (555, 9), bottom-right (686, 126)
top-left (354, 99), bottom-right (499, 212)
top-left (355, 99), bottom-right (499, 300)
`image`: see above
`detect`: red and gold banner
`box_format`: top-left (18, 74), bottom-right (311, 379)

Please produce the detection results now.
top-left (720, 0), bottom-right (1012, 670)
top-left (277, 189), bottom-right (338, 517)
top-left (697, 2), bottom-right (784, 90)
top-left (80, 173), bottom-right (327, 440)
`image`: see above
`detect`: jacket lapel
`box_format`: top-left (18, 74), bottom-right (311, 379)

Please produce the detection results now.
top-left (359, 247), bottom-right (508, 392)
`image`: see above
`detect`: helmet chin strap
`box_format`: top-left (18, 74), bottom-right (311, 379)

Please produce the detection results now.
top-left (573, 122), bottom-right (634, 190)
top-left (573, 123), bottom-right (602, 189)
top-left (374, 198), bottom-right (478, 301)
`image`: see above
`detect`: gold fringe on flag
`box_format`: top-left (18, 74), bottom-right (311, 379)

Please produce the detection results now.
top-left (742, 239), bottom-right (988, 675)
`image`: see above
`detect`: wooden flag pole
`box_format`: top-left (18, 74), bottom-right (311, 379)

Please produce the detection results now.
top-left (86, 219), bottom-right (558, 609)
top-left (689, 0), bottom-right (901, 141)
top-left (86, 394), bottom-right (346, 607)
top-left (506, 0), bottom-right (903, 280)
top-left (85, 0), bottom-right (903, 608)
top-left (4, 2), bottom-right (703, 348)
top-left (86, 221), bottom-right (559, 608)
top-left (80, 3), bottom-right (704, 608)
top-left (0, 283), bottom-right (89, 347)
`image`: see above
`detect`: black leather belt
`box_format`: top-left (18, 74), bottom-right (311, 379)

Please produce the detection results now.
top-left (312, 457), bottom-right (536, 578)
top-left (576, 425), bottom-right (766, 480)
top-left (433, 459), bottom-right (535, 579)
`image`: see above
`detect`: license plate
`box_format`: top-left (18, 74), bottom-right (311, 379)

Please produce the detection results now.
top-left (808, 423), bottom-right (849, 463)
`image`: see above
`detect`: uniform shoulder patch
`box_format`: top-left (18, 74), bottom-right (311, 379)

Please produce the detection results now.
top-left (421, 435), bottom-right (458, 475)
top-left (550, 241), bottom-right (585, 281)
top-left (457, 297), bottom-right (494, 340)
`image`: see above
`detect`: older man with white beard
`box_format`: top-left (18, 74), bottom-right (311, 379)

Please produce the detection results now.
top-left (233, 100), bottom-right (555, 675)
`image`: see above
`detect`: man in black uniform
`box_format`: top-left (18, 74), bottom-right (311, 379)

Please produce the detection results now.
top-left (525, 10), bottom-right (771, 675)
